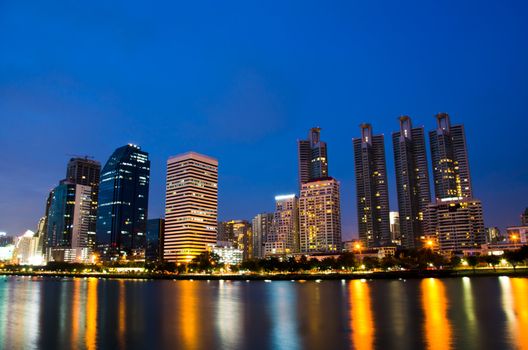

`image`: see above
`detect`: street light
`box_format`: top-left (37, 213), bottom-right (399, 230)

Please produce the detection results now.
top-left (511, 234), bottom-right (519, 248)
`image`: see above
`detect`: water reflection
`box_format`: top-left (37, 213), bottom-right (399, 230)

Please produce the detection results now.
top-left (269, 283), bottom-right (299, 350)
top-left (217, 280), bottom-right (242, 349)
top-left (421, 278), bottom-right (452, 350)
top-left (511, 279), bottom-right (528, 350)
top-left (349, 280), bottom-right (374, 350)
top-left (178, 281), bottom-right (198, 350)
top-left (71, 279), bottom-right (81, 348)
top-left (85, 278), bottom-right (98, 350)
top-left (500, 277), bottom-right (528, 350)
top-left (2, 277), bottom-right (528, 349)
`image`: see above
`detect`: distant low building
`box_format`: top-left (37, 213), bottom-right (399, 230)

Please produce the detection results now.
top-left (506, 226), bottom-right (528, 245)
top-left (425, 198), bottom-right (485, 252)
top-left (210, 244), bottom-right (243, 266)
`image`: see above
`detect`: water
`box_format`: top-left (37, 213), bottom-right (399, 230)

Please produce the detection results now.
top-left (0, 276), bottom-right (527, 350)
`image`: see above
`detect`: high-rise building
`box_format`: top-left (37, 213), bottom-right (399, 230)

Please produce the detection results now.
top-left (146, 219), bottom-right (164, 262)
top-left (96, 144), bottom-right (150, 259)
top-left (252, 213), bottom-right (274, 259)
top-left (429, 113), bottom-right (472, 201)
top-left (265, 195), bottom-right (299, 256)
top-left (392, 116), bottom-right (431, 248)
top-left (46, 181), bottom-right (93, 262)
top-left (298, 127), bottom-right (328, 187)
top-left (217, 220), bottom-right (252, 260)
top-left (164, 152), bottom-right (218, 263)
top-left (353, 124), bottom-right (391, 247)
top-left (66, 157), bottom-right (101, 250)
top-left (424, 199), bottom-right (485, 252)
top-left (299, 178), bottom-right (342, 253)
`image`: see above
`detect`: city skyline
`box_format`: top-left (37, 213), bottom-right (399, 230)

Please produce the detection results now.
top-left (1, 2), bottom-right (527, 238)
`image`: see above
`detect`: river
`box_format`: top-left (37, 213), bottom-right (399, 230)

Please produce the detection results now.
top-left (0, 276), bottom-right (526, 349)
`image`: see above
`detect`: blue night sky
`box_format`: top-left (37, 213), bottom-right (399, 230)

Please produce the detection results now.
top-left (1, 1), bottom-right (527, 239)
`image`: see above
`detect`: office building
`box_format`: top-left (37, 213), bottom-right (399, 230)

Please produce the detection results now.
top-left (96, 144), bottom-right (150, 260)
top-left (299, 178), bottom-right (342, 253)
top-left (265, 195), bottom-right (299, 256)
top-left (164, 152), bottom-right (218, 263)
top-left (217, 220), bottom-right (252, 260)
top-left (146, 219), bottom-right (164, 262)
top-left (429, 113), bottom-right (472, 201)
top-left (66, 157), bottom-right (101, 250)
top-left (392, 116), bottom-right (431, 248)
top-left (424, 199), bottom-right (485, 252)
top-left (46, 181), bottom-right (93, 262)
top-left (252, 213), bottom-right (274, 259)
top-left (211, 244), bottom-right (243, 266)
top-left (353, 124), bottom-right (391, 247)
top-left (298, 127), bottom-right (328, 187)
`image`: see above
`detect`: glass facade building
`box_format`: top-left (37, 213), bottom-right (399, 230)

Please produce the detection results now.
top-left (146, 218), bottom-right (164, 262)
top-left (96, 144), bottom-right (150, 259)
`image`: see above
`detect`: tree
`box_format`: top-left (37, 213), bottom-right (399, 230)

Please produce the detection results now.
top-left (362, 257), bottom-right (379, 270)
top-left (337, 252), bottom-right (357, 270)
top-left (504, 250), bottom-right (523, 271)
top-left (484, 255), bottom-right (500, 271)
top-left (466, 255), bottom-right (479, 273)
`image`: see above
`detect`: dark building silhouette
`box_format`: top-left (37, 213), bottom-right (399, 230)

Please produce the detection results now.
top-left (298, 127), bottom-right (328, 187)
top-left (96, 144), bottom-right (150, 259)
top-left (353, 123), bottom-right (390, 247)
top-left (429, 113), bottom-right (472, 200)
top-left (521, 208), bottom-right (528, 226)
top-left (66, 157), bottom-right (101, 250)
top-left (146, 218), bottom-right (164, 262)
top-left (392, 116), bottom-right (431, 248)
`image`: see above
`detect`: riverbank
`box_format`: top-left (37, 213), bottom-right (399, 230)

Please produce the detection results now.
top-left (2, 267), bottom-right (528, 281)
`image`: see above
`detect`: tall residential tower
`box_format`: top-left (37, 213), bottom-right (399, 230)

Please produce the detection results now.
top-left (353, 124), bottom-right (390, 247)
top-left (392, 116), bottom-right (431, 248)
top-left (429, 113), bottom-right (472, 201)
top-left (299, 178), bottom-right (342, 253)
top-left (298, 127), bottom-right (328, 187)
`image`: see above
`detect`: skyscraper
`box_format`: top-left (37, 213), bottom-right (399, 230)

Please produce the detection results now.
top-left (164, 152), bottom-right (218, 263)
top-left (252, 213), bottom-right (274, 259)
top-left (392, 116), bottom-right (431, 248)
top-left (265, 195), bottom-right (299, 256)
top-left (96, 144), bottom-right (150, 259)
top-left (46, 181), bottom-right (93, 262)
top-left (429, 113), bottom-right (472, 201)
top-left (298, 127), bottom-right (328, 187)
top-left (299, 178), bottom-right (342, 253)
top-left (353, 124), bottom-right (391, 247)
top-left (66, 157), bottom-right (101, 250)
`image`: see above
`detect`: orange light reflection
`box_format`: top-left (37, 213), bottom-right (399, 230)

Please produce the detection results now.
top-left (85, 278), bottom-right (98, 350)
top-left (511, 278), bottom-right (528, 350)
top-left (349, 280), bottom-right (374, 350)
top-left (421, 278), bottom-right (452, 350)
